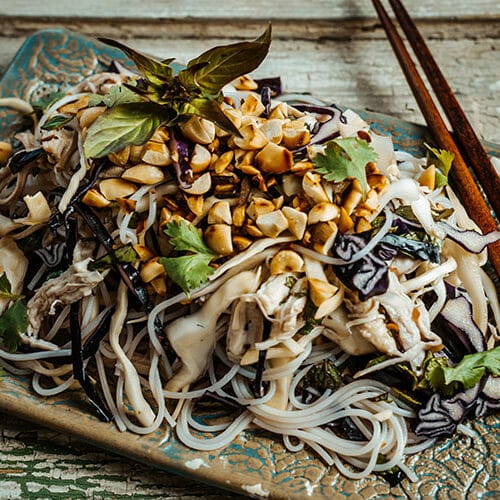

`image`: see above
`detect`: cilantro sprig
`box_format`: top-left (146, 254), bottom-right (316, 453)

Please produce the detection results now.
top-left (425, 143), bottom-right (454, 187)
top-left (424, 347), bottom-right (500, 396)
top-left (312, 137), bottom-right (378, 196)
top-left (159, 220), bottom-right (216, 294)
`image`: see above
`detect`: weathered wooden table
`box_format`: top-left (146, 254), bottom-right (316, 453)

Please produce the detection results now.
top-left (0, 1), bottom-right (498, 497)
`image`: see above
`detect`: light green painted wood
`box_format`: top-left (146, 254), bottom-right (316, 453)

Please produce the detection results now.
top-left (0, 0), bottom-right (498, 20)
top-left (0, 412), bottom-right (243, 499)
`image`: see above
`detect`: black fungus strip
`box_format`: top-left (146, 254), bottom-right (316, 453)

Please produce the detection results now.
top-left (7, 148), bottom-right (44, 174)
top-left (74, 202), bottom-right (162, 336)
top-left (70, 301), bottom-right (113, 422)
top-left (252, 320), bottom-right (271, 398)
top-left (65, 216), bottom-right (112, 422)
top-left (68, 158), bottom-right (106, 207)
top-left (35, 242), bottom-right (67, 268)
top-left (82, 307), bottom-right (114, 359)
top-left (203, 391), bottom-right (247, 410)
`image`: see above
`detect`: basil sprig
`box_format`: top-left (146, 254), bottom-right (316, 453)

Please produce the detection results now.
top-left (84, 25), bottom-right (272, 159)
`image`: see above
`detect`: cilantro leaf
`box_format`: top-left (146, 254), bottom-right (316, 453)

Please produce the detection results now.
top-left (425, 347), bottom-right (500, 395)
top-left (87, 84), bottom-right (142, 108)
top-left (0, 299), bottom-right (27, 352)
top-left (0, 273), bottom-right (22, 301)
top-left (425, 143), bottom-right (454, 188)
top-left (159, 219), bottom-right (216, 293)
top-left (312, 137), bottom-right (377, 195)
top-left (164, 219), bottom-right (215, 256)
top-left (159, 254), bottom-right (214, 293)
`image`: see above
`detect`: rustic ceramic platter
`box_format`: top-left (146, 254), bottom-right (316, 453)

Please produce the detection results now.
top-left (0, 29), bottom-right (498, 499)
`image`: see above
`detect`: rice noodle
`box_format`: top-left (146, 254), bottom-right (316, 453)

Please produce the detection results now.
top-left (0, 74), bottom-right (496, 486)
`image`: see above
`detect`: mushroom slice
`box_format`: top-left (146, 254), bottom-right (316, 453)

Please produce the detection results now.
top-left (14, 192), bottom-right (51, 226)
top-left (165, 270), bottom-right (260, 391)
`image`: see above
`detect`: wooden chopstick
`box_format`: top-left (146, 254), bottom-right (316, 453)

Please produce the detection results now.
top-left (372, 0), bottom-right (500, 278)
top-left (387, 0), bottom-right (500, 218)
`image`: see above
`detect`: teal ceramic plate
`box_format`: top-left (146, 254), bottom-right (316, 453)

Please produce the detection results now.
top-left (0, 29), bottom-right (498, 499)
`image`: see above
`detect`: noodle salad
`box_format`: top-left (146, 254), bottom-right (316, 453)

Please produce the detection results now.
top-left (0, 27), bottom-right (499, 484)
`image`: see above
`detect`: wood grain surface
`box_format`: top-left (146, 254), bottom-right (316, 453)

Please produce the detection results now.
top-left (0, 1), bottom-right (499, 498)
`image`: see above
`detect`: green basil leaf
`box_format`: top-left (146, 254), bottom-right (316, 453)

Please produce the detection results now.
top-left (87, 84), bottom-right (142, 107)
top-left (181, 97), bottom-right (241, 136)
top-left (84, 102), bottom-right (171, 158)
top-left (181, 24), bottom-right (271, 96)
top-left (31, 91), bottom-right (66, 114)
top-left (41, 114), bottom-right (73, 130)
top-left (99, 38), bottom-right (175, 86)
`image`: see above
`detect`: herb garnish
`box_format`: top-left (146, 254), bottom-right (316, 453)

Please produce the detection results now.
top-left (0, 273), bottom-right (23, 301)
top-left (303, 359), bottom-right (342, 392)
top-left (41, 114), bottom-right (74, 131)
top-left (87, 84), bottom-right (142, 108)
top-left (313, 137), bottom-right (378, 196)
top-left (425, 143), bottom-right (454, 187)
top-left (424, 347), bottom-right (500, 396)
top-left (0, 299), bottom-right (26, 352)
top-left (159, 219), bottom-right (216, 293)
top-left (84, 26), bottom-right (272, 159)
top-left (89, 245), bottom-right (139, 272)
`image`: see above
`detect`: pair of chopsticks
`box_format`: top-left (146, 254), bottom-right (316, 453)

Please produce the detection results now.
top-left (372, 0), bottom-right (500, 278)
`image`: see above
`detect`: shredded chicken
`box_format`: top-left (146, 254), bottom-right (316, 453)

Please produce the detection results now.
top-left (227, 300), bottom-right (263, 362)
top-left (322, 306), bottom-right (375, 356)
top-left (345, 293), bottom-right (401, 356)
top-left (25, 244), bottom-right (103, 336)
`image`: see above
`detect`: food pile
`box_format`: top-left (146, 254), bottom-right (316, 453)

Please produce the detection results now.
top-left (0, 27), bottom-right (498, 482)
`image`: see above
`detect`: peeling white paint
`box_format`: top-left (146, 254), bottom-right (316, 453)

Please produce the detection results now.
top-left (242, 483), bottom-right (269, 497)
top-left (185, 458), bottom-right (208, 470)
top-left (0, 481), bottom-right (22, 498)
top-left (303, 480), bottom-right (318, 496)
